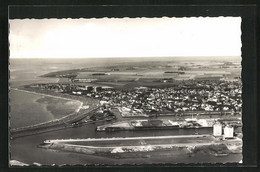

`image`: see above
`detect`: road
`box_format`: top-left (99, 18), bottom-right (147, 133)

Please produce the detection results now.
top-left (110, 108), bottom-right (123, 121)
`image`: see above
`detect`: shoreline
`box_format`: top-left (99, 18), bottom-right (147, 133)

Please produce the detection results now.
top-left (10, 88), bottom-right (84, 131)
top-left (10, 88), bottom-right (79, 102)
top-left (10, 88), bottom-right (100, 138)
top-left (9, 58), bottom-right (243, 165)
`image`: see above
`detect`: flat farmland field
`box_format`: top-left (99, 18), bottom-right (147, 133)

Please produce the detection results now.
top-left (39, 58), bottom-right (241, 91)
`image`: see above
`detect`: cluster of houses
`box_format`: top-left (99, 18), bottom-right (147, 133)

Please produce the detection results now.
top-left (30, 80), bottom-right (242, 116)
top-left (30, 83), bottom-right (104, 94)
top-left (96, 80), bottom-right (242, 115)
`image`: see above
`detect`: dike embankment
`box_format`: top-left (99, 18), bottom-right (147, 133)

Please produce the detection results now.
top-left (38, 135), bottom-right (242, 158)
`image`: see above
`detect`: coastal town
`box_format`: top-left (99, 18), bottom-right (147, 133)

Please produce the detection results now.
top-left (26, 79), bottom-right (242, 117)
top-left (11, 73), bottom-right (243, 165)
top-left (9, 15), bottom-right (245, 165)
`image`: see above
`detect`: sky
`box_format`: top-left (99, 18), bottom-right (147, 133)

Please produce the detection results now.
top-left (9, 17), bottom-right (241, 59)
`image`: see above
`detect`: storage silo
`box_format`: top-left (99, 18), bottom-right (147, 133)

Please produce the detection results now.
top-left (213, 122), bottom-right (222, 137)
top-left (224, 125), bottom-right (234, 138)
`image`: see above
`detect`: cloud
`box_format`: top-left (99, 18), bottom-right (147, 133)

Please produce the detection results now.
top-left (9, 17), bottom-right (241, 58)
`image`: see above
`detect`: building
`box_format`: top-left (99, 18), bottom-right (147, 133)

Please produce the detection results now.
top-left (213, 122), bottom-right (222, 137)
top-left (224, 125), bottom-right (234, 138)
top-left (87, 86), bottom-right (93, 92)
top-left (96, 86), bottom-right (102, 92)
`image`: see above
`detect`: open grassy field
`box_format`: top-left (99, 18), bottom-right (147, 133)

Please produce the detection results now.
top-left (40, 58), bottom-right (241, 90)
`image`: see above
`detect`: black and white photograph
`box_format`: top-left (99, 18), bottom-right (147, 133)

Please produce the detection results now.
top-left (9, 14), bottom-right (244, 165)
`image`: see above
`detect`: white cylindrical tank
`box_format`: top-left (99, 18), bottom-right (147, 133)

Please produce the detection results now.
top-left (224, 125), bottom-right (234, 138)
top-left (213, 122), bottom-right (222, 137)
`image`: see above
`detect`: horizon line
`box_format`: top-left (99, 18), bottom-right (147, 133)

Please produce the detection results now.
top-left (10, 55), bottom-right (241, 59)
